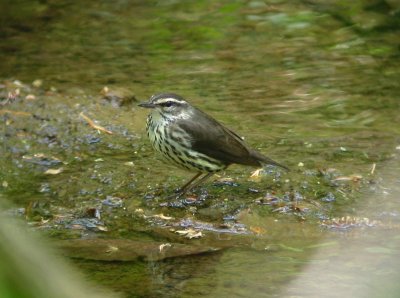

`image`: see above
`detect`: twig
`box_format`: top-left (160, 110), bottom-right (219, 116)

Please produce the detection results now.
top-left (79, 112), bottom-right (113, 135)
top-left (370, 163), bottom-right (376, 175)
top-left (0, 109), bottom-right (31, 116)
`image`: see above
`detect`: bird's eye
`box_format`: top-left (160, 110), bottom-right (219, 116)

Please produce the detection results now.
top-left (162, 101), bottom-right (173, 108)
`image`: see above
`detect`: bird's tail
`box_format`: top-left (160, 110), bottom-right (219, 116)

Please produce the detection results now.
top-left (261, 156), bottom-right (290, 171)
top-left (250, 150), bottom-right (289, 171)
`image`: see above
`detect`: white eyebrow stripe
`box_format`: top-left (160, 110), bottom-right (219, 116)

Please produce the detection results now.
top-left (155, 98), bottom-right (185, 104)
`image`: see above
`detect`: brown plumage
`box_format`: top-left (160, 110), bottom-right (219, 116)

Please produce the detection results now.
top-left (139, 93), bottom-right (288, 197)
top-left (176, 106), bottom-right (288, 169)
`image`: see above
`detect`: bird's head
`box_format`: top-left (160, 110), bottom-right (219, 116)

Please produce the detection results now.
top-left (138, 93), bottom-right (192, 120)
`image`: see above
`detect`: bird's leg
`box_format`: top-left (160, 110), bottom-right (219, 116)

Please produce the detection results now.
top-left (175, 172), bottom-right (203, 194)
top-left (170, 172), bottom-right (214, 199)
top-left (183, 172), bottom-right (214, 194)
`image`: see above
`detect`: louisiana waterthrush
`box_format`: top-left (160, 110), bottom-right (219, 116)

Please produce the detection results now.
top-left (139, 93), bottom-right (288, 196)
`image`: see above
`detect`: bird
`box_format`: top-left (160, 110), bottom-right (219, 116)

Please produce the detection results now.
top-left (138, 93), bottom-right (288, 197)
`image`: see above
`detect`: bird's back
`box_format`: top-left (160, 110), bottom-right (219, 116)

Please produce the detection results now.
top-left (175, 107), bottom-right (288, 170)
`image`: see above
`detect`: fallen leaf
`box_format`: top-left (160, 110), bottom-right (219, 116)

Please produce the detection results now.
top-left (250, 226), bottom-right (266, 235)
top-left (159, 243), bottom-right (172, 252)
top-left (106, 246), bottom-right (119, 253)
top-left (175, 228), bottom-right (203, 239)
top-left (44, 168), bottom-right (64, 175)
top-left (143, 213), bottom-right (174, 220)
top-left (32, 79), bottom-right (43, 87)
top-left (334, 175), bottom-right (362, 182)
top-left (155, 214), bottom-right (174, 220)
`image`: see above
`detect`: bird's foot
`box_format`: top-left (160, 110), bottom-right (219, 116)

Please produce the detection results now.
top-left (166, 191), bottom-right (185, 200)
top-left (174, 187), bottom-right (183, 193)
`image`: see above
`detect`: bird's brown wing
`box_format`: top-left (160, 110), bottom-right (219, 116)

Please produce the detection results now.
top-left (175, 108), bottom-right (269, 167)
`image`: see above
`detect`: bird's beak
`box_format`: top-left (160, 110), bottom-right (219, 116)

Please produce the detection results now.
top-left (138, 102), bottom-right (156, 109)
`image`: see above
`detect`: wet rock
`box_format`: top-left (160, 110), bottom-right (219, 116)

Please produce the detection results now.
top-left (84, 134), bottom-right (101, 144)
top-left (37, 124), bottom-right (59, 146)
top-left (99, 176), bottom-right (112, 184)
top-left (79, 189), bottom-right (92, 196)
top-left (143, 193), bottom-right (156, 200)
top-left (213, 178), bottom-right (239, 187)
top-left (159, 200), bottom-right (185, 208)
top-left (66, 218), bottom-right (107, 232)
top-left (22, 153), bottom-right (62, 167)
top-left (39, 183), bottom-right (51, 193)
top-left (222, 214), bottom-right (236, 221)
top-left (321, 192), bottom-right (336, 202)
top-left (102, 196), bottom-right (123, 207)
top-left (255, 193), bottom-right (281, 205)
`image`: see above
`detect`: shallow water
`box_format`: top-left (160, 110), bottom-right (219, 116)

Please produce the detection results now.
top-left (1, 1), bottom-right (400, 297)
